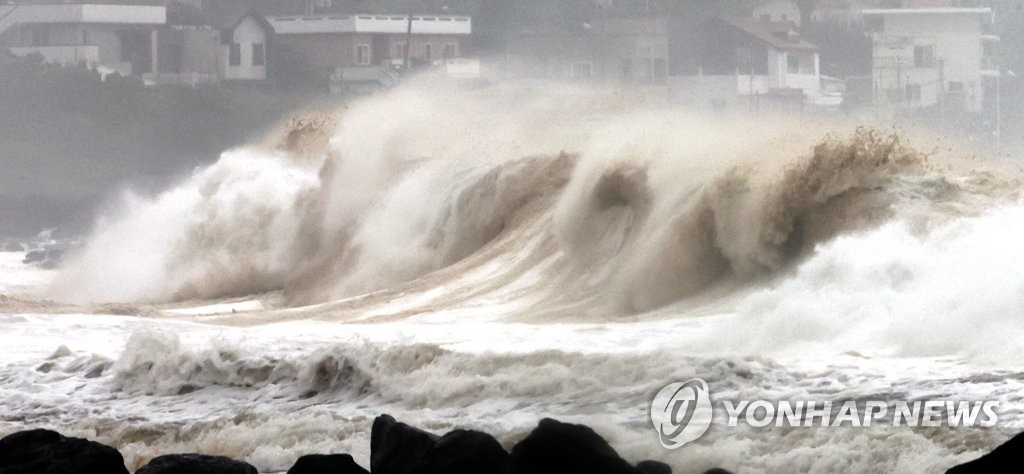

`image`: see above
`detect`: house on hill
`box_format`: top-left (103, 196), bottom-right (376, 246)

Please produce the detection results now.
top-left (267, 13), bottom-right (472, 92)
top-left (670, 15), bottom-right (839, 113)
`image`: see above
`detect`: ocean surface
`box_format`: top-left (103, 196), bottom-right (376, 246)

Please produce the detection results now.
top-left (2, 82), bottom-right (1023, 473)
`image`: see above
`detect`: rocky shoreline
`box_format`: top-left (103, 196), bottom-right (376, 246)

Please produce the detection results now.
top-left (0, 415), bottom-right (1016, 473)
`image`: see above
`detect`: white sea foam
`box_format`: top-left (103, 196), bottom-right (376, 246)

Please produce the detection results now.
top-left (3, 80), bottom-right (1022, 473)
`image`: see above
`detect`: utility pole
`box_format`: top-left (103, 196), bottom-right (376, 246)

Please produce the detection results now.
top-left (403, 2), bottom-right (446, 73)
top-left (404, 7), bottom-right (413, 72)
top-left (997, 65), bottom-right (1001, 149)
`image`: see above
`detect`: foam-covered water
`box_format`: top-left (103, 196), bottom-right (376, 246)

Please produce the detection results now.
top-left (3, 80), bottom-right (1024, 473)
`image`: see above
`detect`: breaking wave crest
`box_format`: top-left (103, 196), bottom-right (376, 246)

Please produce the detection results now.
top-left (49, 82), bottom-right (1017, 317)
top-left (554, 127), bottom-right (935, 311)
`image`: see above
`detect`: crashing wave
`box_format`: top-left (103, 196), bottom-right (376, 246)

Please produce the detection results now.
top-left (48, 84), bottom-right (1017, 317)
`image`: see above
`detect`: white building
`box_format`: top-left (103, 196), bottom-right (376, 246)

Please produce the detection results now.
top-left (863, 7), bottom-right (998, 113)
top-left (0, 4), bottom-right (166, 76)
top-left (268, 14), bottom-right (472, 93)
top-left (216, 11), bottom-right (271, 82)
top-left (671, 16), bottom-right (839, 113)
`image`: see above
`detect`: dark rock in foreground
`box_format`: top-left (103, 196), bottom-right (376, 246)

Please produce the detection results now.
top-left (22, 246), bottom-right (66, 269)
top-left (370, 416), bottom-right (508, 474)
top-left (287, 453), bottom-right (369, 474)
top-left (637, 460), bottom-right (673, 474)
top-left (0, 429), bottom-right (128, 474)
top-left (505, 418), bottom-right (640, 474)
top-left (3, 416), bottom-right (683, 474)
top-left (371, 414), bottom-right (440, 474)
top-left (415, 429), bottom-right (508, 474)
top-left (946, 431), bottom-right (1024, 473)
top-left (136, 453), bottom-right (257, 474)
top-left (14, 420), bottom-right (1024, 474)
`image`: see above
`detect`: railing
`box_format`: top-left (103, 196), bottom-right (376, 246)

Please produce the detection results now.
top-left (270, 14), bottom-right (471, 35)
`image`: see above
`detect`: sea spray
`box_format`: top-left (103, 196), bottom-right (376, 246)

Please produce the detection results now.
top-left (51, 82), bottom-right (1011, 314)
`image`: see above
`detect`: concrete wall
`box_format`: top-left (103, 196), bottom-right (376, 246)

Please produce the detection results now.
top-left (90, 26), bottom-right (129, 74)
top-left (669, 75), bottom-right (743, 111)
top-left (181, 29), bottom-right (220, 77)
top-left (277, 32), bottom-right (369, 75)
top-left (148, 27), bottom-right (222, 85)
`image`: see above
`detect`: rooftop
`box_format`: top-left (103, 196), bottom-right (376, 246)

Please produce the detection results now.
top-left (721, 17), bottom-right (818, 52)
top-left (0, 4), bottom-right (166, 25)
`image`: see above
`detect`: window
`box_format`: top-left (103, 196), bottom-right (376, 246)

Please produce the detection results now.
top-left (914, 45), bottom-right (935, 68)
top-left (395, 43), bottom-right (407, 60)
top-left (906, 84), bottom-right (921, 102)
top-left (229, 43), bottom-right (241, 66)
top-left (787, 54), bottom-right (800, 74)
top-left (442, 43), bottom-right (457, 60)
top-left (252, 43), bottom-right (265, 66)
top-left (422, 43), bottom-right (432, 62)
top-left (356, 44), bottom-right (370, 65)
top-left (948, 81), bottom-right (964, 92)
